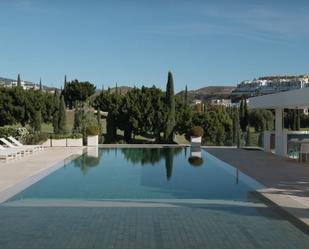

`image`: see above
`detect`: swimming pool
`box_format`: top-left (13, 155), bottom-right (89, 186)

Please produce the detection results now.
top-left (1, 147), bottom-right (309, 249)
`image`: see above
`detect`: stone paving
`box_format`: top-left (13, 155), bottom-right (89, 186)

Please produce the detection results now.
top-left (205, 148), bottom-right (309, 227)
top-left (0, 147), bottom-right (84, 203)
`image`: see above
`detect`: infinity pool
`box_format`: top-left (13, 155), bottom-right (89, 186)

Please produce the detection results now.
top-left (9, 147), bottom-right (262, 201)
top-left (1, 147), bottom-right (309, 249)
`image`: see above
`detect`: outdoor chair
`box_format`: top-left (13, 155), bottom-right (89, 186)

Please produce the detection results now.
top-left (0, 144), bottom-right (22, 160)
top-left (0, 138), bottom-right (31, 155)
top-left (8, 136), bottom-right (42, 153)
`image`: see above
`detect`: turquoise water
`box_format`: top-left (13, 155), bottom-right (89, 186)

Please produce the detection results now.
top-left (9, 147), bottom-right (262, 201)
top-left (1, 147), bottom-right (309, 249)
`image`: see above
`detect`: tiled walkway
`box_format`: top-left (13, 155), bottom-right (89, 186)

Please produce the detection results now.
top-left (1, 201), bottom-right (309, 249)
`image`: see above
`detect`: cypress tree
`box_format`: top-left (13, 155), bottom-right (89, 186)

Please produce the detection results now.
top-left (164, 72), bottom-right (176, 143)
top-left (32, 110), bottom-right (42, 132)
top-left (39, 78), bottom-right (42, 91)
top-left (64, 75), bottom-right (67, 87)
top-left (296, 109), bottom-right (301, 131)
top-left (236, 109), bottom-right (241, 148)
top-left (232, 108), bottom-right (237, 144)
top-left (246, 127), bottom-right (251, 146)
top-left (58, 95), bottom-right (66, 133)
top-left (244, 98), bottom-right (249, 129)
top-left (52, 92), bottom-right (60, 133)
top-left (17, 74), bottom-right (21, 87)
top-left (184, 85), bottom-right (188, 104)
top-left (292, 110), bottom-right (297, 131)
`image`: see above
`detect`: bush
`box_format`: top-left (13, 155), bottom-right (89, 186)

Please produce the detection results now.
top-left (24, 133), bottom-right (49, 145)
top-left (50, 133), bottom-right (83, 139)
top-left (188, 156), bottom-right (204, 167)
top-left (0, 127), bottom-right (29, 143)
top-left (86, 125), bottom-right (100, 136)
top-left (189, 126), bottom-right (204, 137)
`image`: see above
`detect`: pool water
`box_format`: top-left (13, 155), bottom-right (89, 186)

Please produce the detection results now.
top-left (9, 147), bottom-right (262, 201)
top-left (1, 147), bottom-right (309, 249)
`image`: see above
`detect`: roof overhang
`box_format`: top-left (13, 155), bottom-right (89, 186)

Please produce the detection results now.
top-left (249, 87), bottom-right (309, 109)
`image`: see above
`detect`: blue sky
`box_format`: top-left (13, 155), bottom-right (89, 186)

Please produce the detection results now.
top-left (1, 0), bottom-right (309, 92)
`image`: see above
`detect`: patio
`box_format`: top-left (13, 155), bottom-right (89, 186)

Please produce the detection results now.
top-left (205, 147), bottom-right (309, 228)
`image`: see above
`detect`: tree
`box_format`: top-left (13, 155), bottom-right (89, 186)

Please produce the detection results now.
top-left (39, 78), bottom-right (42, 91)
top-left (58, 95), bottom-right (66, 133)
top-left (184, 85), bottom-right (188, 104)
top-left (52, 92), bottom-right (60, 133)
top-left (239, 98), bottom-right (248, 132)
top-left (32, 110), bottom-right (42, 132)
top-left (17, 74), bottom-right (21, 87)
top-left (63, 80), bottom-right (96, 108)
top-left (164, 72), bottom-right (175, 143)
top-left (246, 127), bottom-right (251, 146)
top-left (64, 75), bottom-right (67, 87)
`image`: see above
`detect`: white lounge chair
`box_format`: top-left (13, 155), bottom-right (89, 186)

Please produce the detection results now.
top-left (8, 136), bottom-right (42, 153)
top-left (0, 150), bottom-right (16, 162)
top-left (0, 145), bottom-right (22, 160)
top-left (0, 138), bottom-right (31, 155)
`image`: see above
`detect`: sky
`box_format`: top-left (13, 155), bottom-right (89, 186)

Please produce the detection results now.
top-left (1, 0), bottom-right (309, 92)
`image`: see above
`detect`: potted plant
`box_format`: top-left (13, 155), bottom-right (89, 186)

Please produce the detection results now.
top-left (188, 126), bottom-right (204, 146)
top-left (51, 134), bottom-right (67, 147)
top-left (86, 125), bottom-right (100, 146)
top-left (67, 133), bottom-right (83, 147)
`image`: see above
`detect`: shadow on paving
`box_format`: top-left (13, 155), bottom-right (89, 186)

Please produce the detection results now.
top-left (205, 148), bottom-right (309, 198)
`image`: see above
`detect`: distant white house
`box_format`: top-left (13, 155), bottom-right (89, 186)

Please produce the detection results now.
top-left (210, 99), bottom-right (232, 107)
top-left (232, 75), bottom-right (309, 96)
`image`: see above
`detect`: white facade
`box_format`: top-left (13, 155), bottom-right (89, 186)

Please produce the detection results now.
top-left (210, 99), bottom-right (232, 107)
top-left (233, 76), bottom-right (309, 96)
top-left (249, 87), bottom-right (309, 157)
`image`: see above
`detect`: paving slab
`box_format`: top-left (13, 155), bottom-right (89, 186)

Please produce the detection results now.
top-left (0, 147), bottom-right (84, 203)
top-left (205, 148), bottom-right (309, 227)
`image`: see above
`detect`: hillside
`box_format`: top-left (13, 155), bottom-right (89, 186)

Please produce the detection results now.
top-left (177, 86), bottom-right (235, 100)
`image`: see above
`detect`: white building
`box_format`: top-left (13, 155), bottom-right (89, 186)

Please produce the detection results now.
top-left (210, 99), bottom-right (232, 107)
top-left (233, 75), bottom-right (309, 96)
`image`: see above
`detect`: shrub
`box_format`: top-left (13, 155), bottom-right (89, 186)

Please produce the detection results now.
top-left (24, 133), bottom-right (49, 145)
top-left (189, 126), bottom-right (204, 137)
top-left (86, 125), bottom-right (100, 136)
top-left (188, 156), bottom-right (204, 167)
top-left (50, 133), bottom-right (82, 139)
top-left (0, 127), bottom-right (29, 143)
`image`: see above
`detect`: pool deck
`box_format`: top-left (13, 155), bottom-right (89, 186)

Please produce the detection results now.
top-left (0, 147), bottom-right (84, 203)
top-left (205, 148), bottom-right (309, 228)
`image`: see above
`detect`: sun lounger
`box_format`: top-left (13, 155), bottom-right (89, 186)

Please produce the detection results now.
top-left (0, 138), bottom-right (31, 155)
top-left (0, 145), bottom-right (22, 160)
top-left (8, 136), bottom-right (43, 152)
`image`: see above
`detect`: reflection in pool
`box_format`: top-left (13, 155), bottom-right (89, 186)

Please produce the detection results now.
top-left (8, 147), bottom-right (262, 201)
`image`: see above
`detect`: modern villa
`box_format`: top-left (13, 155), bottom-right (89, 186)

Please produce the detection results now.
top-left (1, 1), bottom-right (309, 248)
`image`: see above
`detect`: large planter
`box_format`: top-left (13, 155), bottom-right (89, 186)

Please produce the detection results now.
top-left (87, 135), bottom-right (98, 146)
top-left (41, 139), bottom-right (51, 147)
top-left (51, 139), bottom-right (67, 147)
top-left (67, 138), bottom-right (83, 147)
top-left (190, 136), bottom-right (202, 147)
